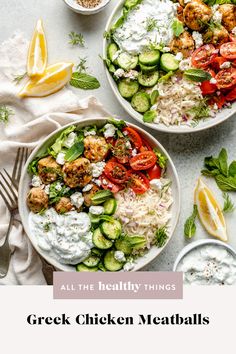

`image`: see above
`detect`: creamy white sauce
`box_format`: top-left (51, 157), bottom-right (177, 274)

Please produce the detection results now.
top-left (113, 0), bottom-right (177, 54)
top-left (177, 244), bottom-right (236, 285)
top-left (29, 208), bottom-right (93, 265)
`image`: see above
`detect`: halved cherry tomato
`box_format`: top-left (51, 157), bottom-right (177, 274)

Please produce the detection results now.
top-left (127, 170), bottom-right (150, 194)
top-left (130, 151), bottom-right (157, 171)
top-left (106, 137), bottom-right (116, 146)
top-left (122, 127), bottom-right (142, 149)
top-left (229, 34), bottom-right (236, 43)
top-left (200, 69), bottom-right (217, 95)
top-left (99, 174), bottom-right (122, 194)
top-left (215, 68), bottom-right (236, 89)
top-left (211, 56), bottom-right (226, 71)
top-left (146, 164), bottom-right (162, 180)
top-left (209, 93), bottom-right (226, 109)
top-left (139, 138), bottom-right (153, 152)
top-left (112, 137), bottom-right (131, 164)
top-left (220, 42), bottom-right (236, 60)
top-left (104, 161), bottom-right (127, 184)
top-left (191, 44), bottom-right (218, 69)
top-left (232, 60), bottom-right (236, 68)
top-left (225, 86), bottom-right (236, 102)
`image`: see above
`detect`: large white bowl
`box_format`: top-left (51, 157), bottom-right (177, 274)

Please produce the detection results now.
top-left (103, 0), bottom-right (236, 134)
top-left (19, 117), bottom-right (180, 272)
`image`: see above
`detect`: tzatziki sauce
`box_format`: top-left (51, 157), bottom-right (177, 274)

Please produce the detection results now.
top-left (29, 208), bottom-right (93, 265)
top-left (177, 244), bottom-right (236, 285)
top-left (113, 0), bottom-right (177, 54)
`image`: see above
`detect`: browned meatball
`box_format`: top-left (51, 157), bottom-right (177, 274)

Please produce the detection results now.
top-left (203, 26), bottom-right (229, 46)
top-left (84, 136), bottom-right (109, 162)
top-left (27, 187), bottom-right (48, 213)
top-left (183, 0), bottom-right (212, 31)
top-left (170, 31), bottom-right (195, 58)
top-left (63, 157), bottom-right (92, 188)
top-left (83, 183), bottom-right (100, 207)
top-left (54, 197), bottom-right (73, 214)
top-left (177, 5), bottom-right (184, 23)
top-left (38, 156), bottom-right (61, 184)
top-left (219, 4), bottom-right (236, 32)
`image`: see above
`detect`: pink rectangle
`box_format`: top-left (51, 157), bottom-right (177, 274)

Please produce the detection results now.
top-left (53, 272), bottom-right (183, 299)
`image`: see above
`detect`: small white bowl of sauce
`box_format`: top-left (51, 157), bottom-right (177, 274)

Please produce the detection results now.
top-left (63, 0), bottom-right (111, 15)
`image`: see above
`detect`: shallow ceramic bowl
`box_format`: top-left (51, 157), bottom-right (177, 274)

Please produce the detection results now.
top-left (173, 239), bottom-right (236, 272)
top-left (103, 0), bottom-right (236, 134)
top-left (63, 0), bottom-right (111, 15)
top-left (19, 117), bottom-right (180, 271)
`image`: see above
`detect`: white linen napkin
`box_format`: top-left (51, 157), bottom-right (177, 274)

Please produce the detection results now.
top-left (0, 32), bottom-right (110, 285)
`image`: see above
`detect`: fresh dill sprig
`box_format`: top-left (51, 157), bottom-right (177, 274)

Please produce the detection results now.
top-left (0, 105), bottom-right (14, 124)
top-left (146, 17), bottom-right (158, 32)
top-left (222, 192), bottom-right (235, 213)
top-left (103, 30), bottom-right (111, 40)
top-left (155, 227), bottom-right (168, 247)
top-left (187, 99), bottom-right (210, 120)
top-left (76, 57), bottom-right (88, 73)
top-left (13, 72), bottom-right (27, 85)
top-left (68, 31), bottom-right (85, 47)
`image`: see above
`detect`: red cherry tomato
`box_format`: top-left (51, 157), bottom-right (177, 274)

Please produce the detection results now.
top-left (209, 93), bottom-right (226, 109)
top-left (122, 127), bottom-right (142, 149)
top-left (215, 68), bottom-right (236, 89)
top-left (146, 164), bottom-right (162, 180)
top-left (220, 42), bottom-right (236, 60)
top-left (127, 170), bottom-right (150, 194)
top-left (191, 44), bottom-right (218, 69)
top-left (200, 69), bottom-right (217, 95)
top-left (99, 175), bottom-right (122, 194)
top-left (211, 56), bottom-right (227, 71)
top-left (130, 151), bottom-right (157, 171)
top-left (112, 138), bottom-right (131, 164)
top-left (104, 161), bottom-right (128, 184)
top-left (106, 137), bottom-right (116, 146)
top-left (225, 86), bottom-right (236, 102)
top-left (139, 138), bottom-right (153, 152)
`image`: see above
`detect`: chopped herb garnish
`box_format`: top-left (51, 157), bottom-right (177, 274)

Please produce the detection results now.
top-left (146, 17), bottom-right (158, 32)
top-left (187, 99), bottom-right (210, 119)
top-left (76, 57), bottom-right (88, 73)
top-left (222, 192), bottom-right (235, 213)
top-left (155, 227), bottom-right (168, 247)
top-left (0, 105), bottom-right (14, 124)
top-left (68, 31), bottom-right (85, 47)
top-left (13, 72), bottom-right (27, 84)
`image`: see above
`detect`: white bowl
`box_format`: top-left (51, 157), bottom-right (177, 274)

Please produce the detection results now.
top-left (63, 0), bottom-right (111, 15)
top-left (18, 117), bottom-right (180, 272)
top-left (173, 239), bottom-right (236, 272)
top-left (103, 0), bottom-right (236, 134)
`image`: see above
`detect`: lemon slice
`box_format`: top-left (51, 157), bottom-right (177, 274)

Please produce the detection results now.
top-left (19, 62), bottom-right (73, 98)
top-left (27, 19), bottom-right (48, 77)
top-left (194, 178), bottom-right (227, 241)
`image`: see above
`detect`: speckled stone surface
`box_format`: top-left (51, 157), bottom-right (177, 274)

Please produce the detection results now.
top-left (1, 0), bottom-right (236, 271)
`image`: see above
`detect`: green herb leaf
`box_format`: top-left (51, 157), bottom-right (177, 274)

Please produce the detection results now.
top-left (215, 174), bottom-right (236, 192)
top-left (70, 72), bottom-right (100, 90)
top-left (187, 99), bottom-right (210, 119)
top-left (64, 141), bottom-right (84, 162)
top-left (158, 71), bottom-right (174, 83)
top-left (150, 90), bottom-right (159, 105)
top-left (218, 148), bottom-right (228, 177)
top-left (171, 18), bottom-right (184, 37)
top-left (68, 31), bottom-right (85, 46)
top-left (229, 161), bottom-right (236, 177)
top-left (49, 126), bottom-right (76, 156)
top-left (143, 110), bottom-right (157, 123)
top-left (153, 148), bottom-right (168, 169)
top-left (49, 182), bottom-right (71, 205)
top-left (13, 72), bottom-right (27, 84)
top-left (222, 192), bottom-right (235, 213)
top-left (146, 17), bottom-right (158, 32)
top-left (91, 190), bottom-right (114, 205)
top-left (103, 31), bottom-right (111, 40)
top-left (76, 57), bottom-right (88, 73)
top-left (107, 117), bottom-right (126, 130)
top-left (155, 227), bottom-right (168, 247)
top-left (0, 105), bottom-right (14, 124)
top-left (184, 205), bottom-right (198, 239)
top-left (184, 69), bottom-right (212, 82)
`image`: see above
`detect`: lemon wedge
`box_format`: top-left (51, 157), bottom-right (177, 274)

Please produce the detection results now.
top-left (27, 19), bottom-right (47, 77)
top-left (19, 62), bottom-right (73, 98)
top-left (194, 178), bottom-right (227, 241)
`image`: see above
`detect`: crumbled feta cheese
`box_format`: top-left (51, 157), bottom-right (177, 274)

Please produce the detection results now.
top-left (212, 10), bottom-right (222, 23)
top-left (212, 4), bottom-right (219, 11)
top-left (114, 251), bottom-right (126, 263)
top-left (114, 68), bottom-right (125, 79)
top-left (84, 129), bottom-right (96, 136)
top-left (102, 178), bottom-right (108, 185)
top-left (112, 49), bottom-right (122, 61)
top-left (91, 161), bottom-right (106, 178)
top-left (56, 152), bottom-right (65, 165)
top-left (150, 179), bottom-right (162, 190)
top-left (103, 124), bottom-right (117, 138)
top-left (213, 103), bottom-right (218, 110)
top-left (163, 46), bottom-right (171, 52)
top-left (131, 148), bottom-right (137, 156)
top-left (44, 184), bottom-right (50, 195)
top-left (70, 192), bottom-right (84, 209)
top-left (220, 61), bottom-right (231, 69)
top-left (93, 178), bottom-right (102, 187)
top-left (123, 130), bottom-right (128, 136)
top-left (63, 132), bottom-right (77, 148)
top-left (89, 206), bottom-right (104, 215)
top-left (175, 52), bottom-right (183, 61)
top-left (124, 70), bottom-right (139, 80)
top-left (123, 261), bottom-right (134, 272)
top-left (192, 31), bottom-right (203, 49)
top-left (179, 58), bottom-right (191, 71)
top-left (232, 27), bottom-right (236, 36)
top-left (31, 175), bottom-right (42, 187)
top-left (184, 0), bottom-right (191, 3)
top-left (82, 184), bottom-right (93, 192)
top-left (210, 78), bottom-right (217, 84)
top-left (125, 140), bottom-right (132, 149)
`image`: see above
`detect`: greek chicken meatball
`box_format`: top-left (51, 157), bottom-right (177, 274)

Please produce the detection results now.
top-left (38, 156), bottom-right (61, 184)
top-left (83, 183), bottom-right (100, 207)
top-left (27, 187), bottom-right (48, 213)
top-left (54, 197), bottom-right (73, 214)
top-left (219, 4), bottom-right (236, 33)
top-left (177, 5), bottom-right (184, 23)
top-left (84, 136), bottom-right (109, 162)
top-left (203, 25), bottom-right (229, 46)
top-left (183, 0), bottom-right (212, 31)
top-left (63, 157), bottom-right (92, 188)
top-left (170, 31), bottom-right (195, 58)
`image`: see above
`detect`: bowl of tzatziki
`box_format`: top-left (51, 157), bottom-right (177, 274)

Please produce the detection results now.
top-left (19, 117), bottom-right (180, 272)
top-left (103, 0), bottom-right (236, 133)
top-left (173, 239), bottom-right (236, 285)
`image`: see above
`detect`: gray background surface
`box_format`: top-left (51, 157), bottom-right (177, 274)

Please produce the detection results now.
top-left (1, 0), bottom-right (236, 270)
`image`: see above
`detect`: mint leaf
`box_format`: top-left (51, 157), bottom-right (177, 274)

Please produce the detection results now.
top-left (229, 161), bottom-right (236, 177)
top-left (171, 18), bottom-right (184, 37)
top-left (184, 205), bottom-right (198, 238)
top-left (215, 175), bottom-right (236, 191)
top-left (184, 69), bottom-right (212, 82)
top-left (218, 148), bottom-right (228, 177)
top-left (70, 72), bottom-right (100, 90)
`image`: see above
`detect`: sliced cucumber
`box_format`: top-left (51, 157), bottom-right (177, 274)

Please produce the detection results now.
top-left (104, 250), bottom-right (124, 271)
top-left (91, 248), bottom-right (104, 257)
top-left (160, 53), bottom-right (179, 72)
top-left (107, 43), bottom-right (119, 63)
top-left (139, 63), bottom-right (157, 73)
top-left (92, 228), bottom-right (113, 250)
top-left (117, 52), bottom-right (138, 70)
top-left (118, 79), bottom-right (139, 99)
top-left (125, 0), bottom-right (139, 9)
top-left (131, 92), bottom-right (150, 113)
top-left (100, 219), bottom-right (122, 240)
top-left (143, 110), bottom-right (157, 123)
top-left (83, 254), bottom-right (100, 268)
top-left (115, 238), bottom-right (132, 255)
top-left (138, 71), bottom-right (159, 87)
top-left (103, 198), bottom-right (117, 215)
top-left (139, 50), bottom-right (160, 66)
top-left (76, 264), bottom-right (98, 272)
